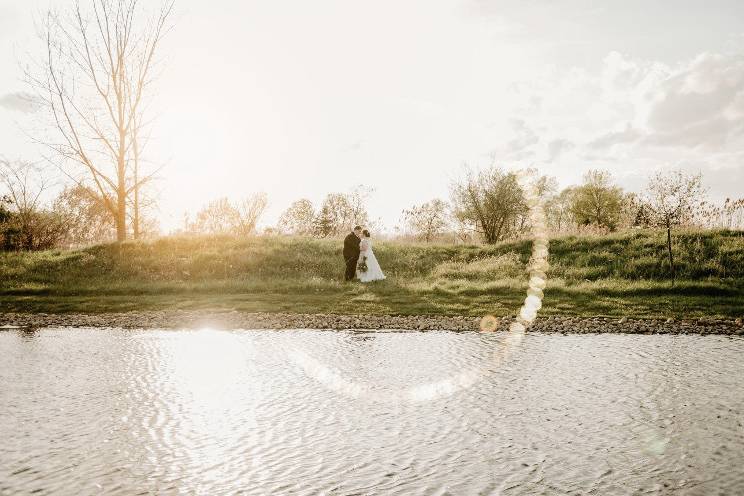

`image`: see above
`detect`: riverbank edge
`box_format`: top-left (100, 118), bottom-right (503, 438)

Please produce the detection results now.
top-left (1, 311), bottom-right (743, 335)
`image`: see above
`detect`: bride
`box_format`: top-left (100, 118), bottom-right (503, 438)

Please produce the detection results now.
top-left (357, 230), bottom-right (386, 282)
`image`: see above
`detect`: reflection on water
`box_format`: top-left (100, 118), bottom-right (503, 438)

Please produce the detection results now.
top-left (1, 328), bottom-right (743, 495)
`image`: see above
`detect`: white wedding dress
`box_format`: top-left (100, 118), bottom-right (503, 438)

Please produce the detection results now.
top-left (357, 239), bottom-right (386, 282)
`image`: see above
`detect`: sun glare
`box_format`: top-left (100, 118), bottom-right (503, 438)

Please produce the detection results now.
top-left (155, 329), bottom-right (258, 480)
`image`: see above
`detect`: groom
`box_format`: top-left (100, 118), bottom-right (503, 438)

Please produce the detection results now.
top-left (343, 226), bottom-right (363, 281)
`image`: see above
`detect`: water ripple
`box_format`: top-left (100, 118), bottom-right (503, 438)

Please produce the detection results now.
top-left (1, 328), bottom-right (743, 494)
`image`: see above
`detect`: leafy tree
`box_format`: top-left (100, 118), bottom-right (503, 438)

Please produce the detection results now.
top-left (617, 192), bottom-right (645, 230)
top-left (402, 199), bottom-right (450, 242)
top-left (0, 195), bottom-right (12, 224)
top-left (19, 211), bottom-right (69, 250)
top-left (311, 188), bottom-right (371, 237)
top-left (643, 170), bottom-right (705, 280)
top-left (53, 184), bottom-right (116, 245)
top-left (451, 166), bottom-right (527, 243)
top-left (312, 202), bottom-right (337, 238)
top-left (533, 174), bottom-right (559, 197)
top-left (545, 187), bottom-right (576, 233)
top-left (318, 193), bottom-right (353, 236)
top-left (0, 195), bottom-right (14, 249)
top-left (278, 199), bottom-right (316, 235)
top-left (569, 170), bottom-right (624, 231)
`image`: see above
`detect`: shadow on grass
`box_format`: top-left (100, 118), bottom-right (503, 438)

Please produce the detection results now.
top-left (559, 284), bottom-right (743, 298)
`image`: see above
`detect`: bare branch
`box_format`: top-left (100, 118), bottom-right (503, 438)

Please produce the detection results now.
top-left (24, 0), bottom-right (175, 241)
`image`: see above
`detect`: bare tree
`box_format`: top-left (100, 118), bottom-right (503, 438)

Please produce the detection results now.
top-left (0, 161), bottom-right (49, 238)
top-left (452, 216), bottom-right (475, 243)
top-left (346, 185), bottom-right (373, 226)
top-left (402, 199), bottom-right (450, 242)
top-left (190, 197), bottom-right (239, 235)
top-left (25, 0), bottom-right (174, 242)
top-left (722, 198), bottom-right (744, 229)
top-left (186, 195), bottom-right (267, 236)
top-left (644, 170), bottom-right (705, 280)
top-left (125, 173), bottom-right (160, 239)
top-left (698, 197), bottom-right (744, 230)
top-left (0, 160), bottom-right (67, 250)
top-left (235, 193), bottom-right (268, 235)
top-left (128, 112), bottom-right (154, 239)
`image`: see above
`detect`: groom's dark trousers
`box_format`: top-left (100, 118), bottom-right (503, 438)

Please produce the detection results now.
top-left (344, 255), bottom-right (359, 281)
top-left (343, 232), bottom-right (361, 281)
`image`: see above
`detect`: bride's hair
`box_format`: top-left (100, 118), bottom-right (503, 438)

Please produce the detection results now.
top-left (362, 229), bottom-right (371, 237)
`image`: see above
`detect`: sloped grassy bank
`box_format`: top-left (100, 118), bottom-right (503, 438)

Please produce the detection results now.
top-left (1, 229), bottom-right (743, 320)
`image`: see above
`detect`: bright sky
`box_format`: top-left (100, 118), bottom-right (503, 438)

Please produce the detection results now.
top-left (1, 0), bottom-right (744, 232)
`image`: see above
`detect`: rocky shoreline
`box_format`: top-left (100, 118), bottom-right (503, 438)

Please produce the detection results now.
top-left (1, 311), bottom-right (743, 335)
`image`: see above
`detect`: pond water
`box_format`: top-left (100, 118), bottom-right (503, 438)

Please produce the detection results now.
top-left (1, 328), bottom-right (743, 495)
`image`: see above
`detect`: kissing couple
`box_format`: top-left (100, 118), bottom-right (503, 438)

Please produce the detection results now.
top-left (343, 226), bottom-right (386, 283)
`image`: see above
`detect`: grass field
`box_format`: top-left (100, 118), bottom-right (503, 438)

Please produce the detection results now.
top-left (1, 229), bottom-right (743, 319)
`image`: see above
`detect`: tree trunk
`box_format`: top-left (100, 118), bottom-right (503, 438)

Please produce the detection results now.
top-left (117, 181), bottom-right (126, 242)
top-left (117, 148), bottom-right (127, 242)
top-left (133, 134), bottom-right (140, 240)
top-left (117, 94), bottom-right (127, 242)
top-left (133, 182), bottom-right (140, 239)
top-left (492, 217), bottom-right (506, 244)
top-left (666, 226), bottom-right (675, 282)
top-left (30, 1), bottom-right (174, 246)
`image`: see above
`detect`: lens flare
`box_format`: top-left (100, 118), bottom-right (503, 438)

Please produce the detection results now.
top-left (479, 315), bottom-right (500, 332)
top-left (288, 168), bottom-right (549, 403)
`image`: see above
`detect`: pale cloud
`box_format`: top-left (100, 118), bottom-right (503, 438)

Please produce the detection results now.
top-left (491, 50), bottom-right (744, 193)
top-left (547, 139), bottom-right (575, 161)
top-left (602, 51), bottom-right (644, 95)
top-left (445, 48), bottom-right (740, 207)
top-left (0, 92), bottom-right (38, 113)
top-left (640, 53), bottom-right (744, 148)
top-left (2, 0), bottom-right (743, 231)
top-left (0, 5), bottom-right (18, 39)
top-left (699, 159), bottom-right (744, 200)
top-left (587, 124), bottom-right (641, 150)
top-left (505, 119), bottom-right (540, 157)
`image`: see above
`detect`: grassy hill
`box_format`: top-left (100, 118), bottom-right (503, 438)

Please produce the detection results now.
top-left (1, 229), bottom-right (743, 318)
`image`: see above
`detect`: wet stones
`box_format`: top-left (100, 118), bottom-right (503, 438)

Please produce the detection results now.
top-left (0, 311), bottom-right (742, 335)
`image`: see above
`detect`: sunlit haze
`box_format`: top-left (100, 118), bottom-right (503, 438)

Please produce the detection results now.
top-left (2, 0), bottom-right (743, 232)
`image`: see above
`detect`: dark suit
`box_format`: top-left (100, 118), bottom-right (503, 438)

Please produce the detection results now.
top-left (343, 232), bottom-right (361, 281)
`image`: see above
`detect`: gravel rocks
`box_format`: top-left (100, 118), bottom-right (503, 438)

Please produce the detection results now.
top-left (1, 311), bottom-right (743, 335)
